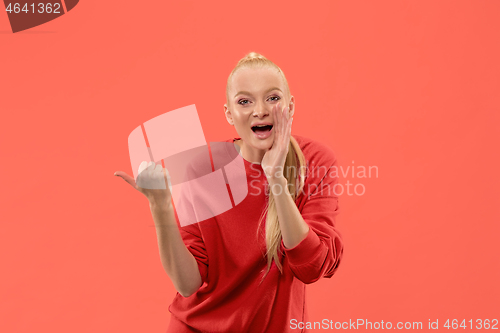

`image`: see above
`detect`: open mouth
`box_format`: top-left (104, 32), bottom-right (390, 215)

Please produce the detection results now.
top-left (251, 124), bottom-right (273, 134)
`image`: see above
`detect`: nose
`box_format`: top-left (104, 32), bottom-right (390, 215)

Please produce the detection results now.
top-left (253, 101), bottom-right (270, 118)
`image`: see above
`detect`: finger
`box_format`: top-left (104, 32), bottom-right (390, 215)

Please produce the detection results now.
top-left (281, 106), bottom-right (288, 141)
top-left (114, 171), bottom-right (137, 188)
top-left (282, 114), bottom-right (292, 147)
top-left (155, 164), bottom-right (170, 189)
top-left (278, 105), bottom-right (286, 145)
top-left (162, 167), bottom-right (169, 183)
top-left (146, 161), bottom-right (156, 176)
top-left (138, 161), bottom-right (148, 175)
top-left (267, 104), bottom-right (277, 150)
top-left (153, 163), bottom-right (163, 181)
top-left (272, 103), bottom-right (277, 139)
top-left (163, 168), bottom-right (173, 192)
top-left (274, 102), bottom-right (281, 139)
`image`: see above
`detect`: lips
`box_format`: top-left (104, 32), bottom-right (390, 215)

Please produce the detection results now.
top-left (251, 124), bottom-right (273, 133)
top-left (251, 123), bottom-right (273, 140)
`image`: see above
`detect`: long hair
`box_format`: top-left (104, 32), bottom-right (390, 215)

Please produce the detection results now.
top-left (225, 52), bottom-right (306, 282)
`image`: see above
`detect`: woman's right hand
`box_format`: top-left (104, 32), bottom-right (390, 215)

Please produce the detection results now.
top-left (114, 161), bottom-right (172, 206)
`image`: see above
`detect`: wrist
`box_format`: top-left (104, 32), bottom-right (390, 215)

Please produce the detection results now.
top-left (267, 176), bottom-right (289, 195)
top-left (149, 198), bottom-right (173, 212)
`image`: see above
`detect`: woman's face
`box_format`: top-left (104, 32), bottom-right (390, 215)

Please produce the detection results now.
top-left (224, 66), bottom-right (294, 161)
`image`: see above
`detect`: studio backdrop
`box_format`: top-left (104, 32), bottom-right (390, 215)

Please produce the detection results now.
top-left (1, 0), bottom-right (498, 332)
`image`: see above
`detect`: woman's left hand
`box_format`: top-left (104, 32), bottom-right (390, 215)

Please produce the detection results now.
top-left (261, 101), bottom-right (293, 183)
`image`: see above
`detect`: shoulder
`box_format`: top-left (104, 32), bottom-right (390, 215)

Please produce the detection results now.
top-left (292, 134), bottom-right (338, 167)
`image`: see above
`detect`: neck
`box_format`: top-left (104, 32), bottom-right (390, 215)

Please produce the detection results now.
top-left (235, 139), bottom-right (266, 164)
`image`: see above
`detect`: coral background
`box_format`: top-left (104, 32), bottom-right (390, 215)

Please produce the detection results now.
top-left (1, 1), bottom-right (498, 332)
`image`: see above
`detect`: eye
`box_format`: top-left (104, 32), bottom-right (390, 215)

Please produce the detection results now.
top-left (268, 96), bottom-right (281, 102)
top-left (238, 99), bottom-right (250, 105)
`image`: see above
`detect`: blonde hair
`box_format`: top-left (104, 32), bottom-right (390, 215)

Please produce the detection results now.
top-left (225, 52), bottom-right (306, 282)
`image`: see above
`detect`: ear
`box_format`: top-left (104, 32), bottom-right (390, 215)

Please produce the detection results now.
top-left (224, 104), bottom-right (234, 126)
top-left (289, 96), bottom-right (295, 117)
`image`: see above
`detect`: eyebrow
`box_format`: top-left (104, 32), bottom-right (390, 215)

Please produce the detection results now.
top-left (234, 87), bottom-right (282, 98)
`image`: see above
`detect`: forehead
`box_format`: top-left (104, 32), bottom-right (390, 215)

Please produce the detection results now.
top-left (230, 66), bottom-right (284, 93)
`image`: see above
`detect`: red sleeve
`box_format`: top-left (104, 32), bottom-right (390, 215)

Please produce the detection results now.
top-left (280, 156), bottom-right (344, 284)
top-left (172, 169), bottom-right (209, 285)
top-left (172, 159), bottom-right (209, 286)
top-left (179, 224), bottom-right (209, 285)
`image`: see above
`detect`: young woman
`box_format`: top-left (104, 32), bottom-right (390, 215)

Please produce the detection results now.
top-left (115, 52), bottom-right (344, 332)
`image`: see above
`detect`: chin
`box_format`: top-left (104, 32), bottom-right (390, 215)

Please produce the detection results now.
top-left (251, 138), bottom-right (273, 150)
top-left (242, 130), bottom-right (274, 150)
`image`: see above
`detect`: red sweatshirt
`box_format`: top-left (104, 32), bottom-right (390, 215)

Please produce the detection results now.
top-left (167, 134), bottom-right (344, 333)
